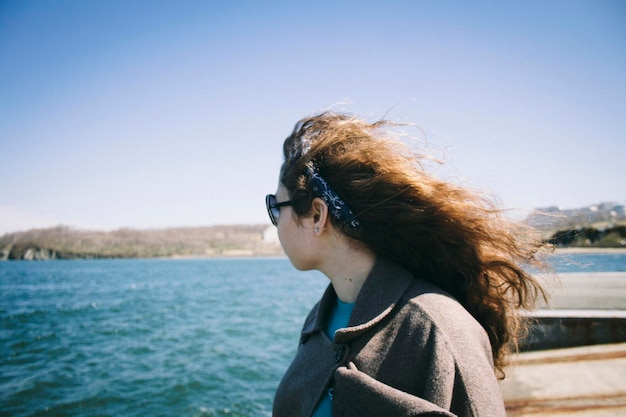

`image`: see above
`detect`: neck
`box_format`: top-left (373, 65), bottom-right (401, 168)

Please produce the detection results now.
top-left (320, 240), bottom-right (376, 304)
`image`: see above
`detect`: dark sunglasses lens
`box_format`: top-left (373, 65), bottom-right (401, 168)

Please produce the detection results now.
top-left (270, 197), bottom-right (281, 224)
top-left (272, 206), bottom-right (280, 223)
top-left (266, 195), bottom-right (278, 225)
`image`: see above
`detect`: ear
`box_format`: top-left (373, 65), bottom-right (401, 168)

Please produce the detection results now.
top-left (310, 197), bottom-right (329, 234)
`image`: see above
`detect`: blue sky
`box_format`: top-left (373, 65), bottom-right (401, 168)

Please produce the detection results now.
top-left (1, 0), bottom-right (624, 234)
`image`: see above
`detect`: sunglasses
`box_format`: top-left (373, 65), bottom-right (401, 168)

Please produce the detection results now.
top-left (265, 194), bottom-right (293, 226)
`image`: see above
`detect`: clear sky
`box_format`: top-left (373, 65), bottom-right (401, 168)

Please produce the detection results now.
top-left (1, 0), bottom-right (624, 235)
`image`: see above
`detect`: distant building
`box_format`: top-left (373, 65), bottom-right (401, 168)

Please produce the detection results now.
top-left (526, 201), bottom-right (626, 228)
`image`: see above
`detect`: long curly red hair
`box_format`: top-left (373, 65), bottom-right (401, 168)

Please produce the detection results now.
top-left (280, 111), bottom-right (550, 377)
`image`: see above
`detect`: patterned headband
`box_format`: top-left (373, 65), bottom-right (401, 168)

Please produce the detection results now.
top-left (306, 163), bottom-right (360, 231)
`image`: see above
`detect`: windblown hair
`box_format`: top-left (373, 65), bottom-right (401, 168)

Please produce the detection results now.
top-left (280, 111), bottom-right (549, 377)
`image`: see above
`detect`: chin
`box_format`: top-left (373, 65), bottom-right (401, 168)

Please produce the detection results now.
top-left (286, 255), bottom-right (315, 272)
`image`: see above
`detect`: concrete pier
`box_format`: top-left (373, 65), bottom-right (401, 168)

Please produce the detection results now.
top-left (501, 343), bottom-right (626, 416)
top-left (537, 272), bottom-right (626, 310)
top-left (500, 272), bottom-right (626, 416)
top-left (522, 309), bottom-right (626, 351)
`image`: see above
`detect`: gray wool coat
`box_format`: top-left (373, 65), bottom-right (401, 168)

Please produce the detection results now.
top-left (272, 258), bottom-right (507, 417)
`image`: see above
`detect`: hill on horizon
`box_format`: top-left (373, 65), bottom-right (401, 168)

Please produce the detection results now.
top-left (0, 224), bottom-right (283, 260)
top-left (1, 201), bottom-right (624, 260)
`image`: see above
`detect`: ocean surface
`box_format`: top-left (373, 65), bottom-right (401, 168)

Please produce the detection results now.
top-left (2, 252), bottom-right (625, 417)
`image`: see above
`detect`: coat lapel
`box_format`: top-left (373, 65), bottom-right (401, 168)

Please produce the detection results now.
top-left (335, 258), bottom-right (414, 344)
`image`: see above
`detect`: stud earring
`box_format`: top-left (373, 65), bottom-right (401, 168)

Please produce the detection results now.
top-left (315, 227), bottom-right (320, 233)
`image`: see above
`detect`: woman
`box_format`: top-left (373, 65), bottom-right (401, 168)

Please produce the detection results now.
top-left (267, 112), bottom-right (548, 417)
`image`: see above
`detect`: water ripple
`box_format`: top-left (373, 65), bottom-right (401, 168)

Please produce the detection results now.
top-left (1, 259), bottom-right (325, 417)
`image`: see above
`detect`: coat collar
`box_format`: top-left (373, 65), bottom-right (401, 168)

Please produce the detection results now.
top-left (301, 258), bottom-right (415, 344)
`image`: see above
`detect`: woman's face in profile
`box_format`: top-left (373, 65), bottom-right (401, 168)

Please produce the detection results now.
top-left (274, 184), bottom-right (320, 271)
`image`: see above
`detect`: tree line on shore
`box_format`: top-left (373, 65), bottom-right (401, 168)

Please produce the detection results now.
top-left (0, 225), bottom-right (283, 260)
top-left (546, 224), bottom-right (626, 248)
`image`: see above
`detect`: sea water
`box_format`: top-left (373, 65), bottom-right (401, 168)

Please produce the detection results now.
top-left (1, 253), bottom-right (625, 417)
top-left (1, 259), bottom-right (325, 417)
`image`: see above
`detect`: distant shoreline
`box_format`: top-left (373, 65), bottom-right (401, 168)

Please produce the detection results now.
top-left (554, 247), bottom-right (626, 254)
top-left (1, 223), bottom-right (624, 261)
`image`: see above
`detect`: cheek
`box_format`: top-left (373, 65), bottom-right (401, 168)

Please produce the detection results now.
top-left (276, 226), bottom-right (288, 251)
top-left (278, 227), bottom-right (299, 267)
top-left (277, 222), bottom-right (294, 257)
top-left (276, 217), bottom-right (291, 247)
top-left (278, 223), bottom-right (314, 271)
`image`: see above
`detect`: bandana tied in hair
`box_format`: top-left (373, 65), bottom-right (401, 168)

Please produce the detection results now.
top-left (306, 163), bottom-right (360, 231)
